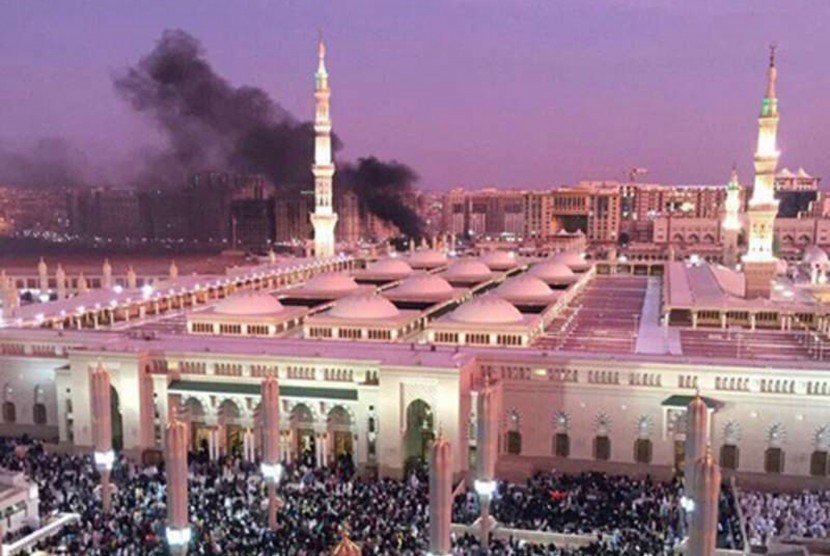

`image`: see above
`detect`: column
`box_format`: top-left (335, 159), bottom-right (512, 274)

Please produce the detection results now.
top-left (166, 419), bottom-right (191, 555)
top-left (261, 376), bottom-right (281, 530)
top-left (429, 435), bottom-right (452, 556)
top-left (91, 364), bottom-right (114, 514)
top-left (684, 394), bottom-right (708, 490)
top-left (687, 449), bottom-right (721, 556)
top-left (475, 385), bottom-right (499, 551)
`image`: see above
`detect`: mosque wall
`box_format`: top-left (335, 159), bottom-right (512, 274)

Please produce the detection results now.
top-left (0, 355), bottom-right (59, 440)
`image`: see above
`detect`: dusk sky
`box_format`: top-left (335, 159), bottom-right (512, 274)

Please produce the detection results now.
top-left (0, 1), bottom-right (828, 190)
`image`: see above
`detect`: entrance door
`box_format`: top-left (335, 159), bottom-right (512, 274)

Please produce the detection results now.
top-left (333, 431), bottom-right (353, 457)
top-left (225, 425), bottom-right (243, 455)
top-left (192, 423), bottom-right (210, 452)
top-left (297, 428), bottom-right (316, 463)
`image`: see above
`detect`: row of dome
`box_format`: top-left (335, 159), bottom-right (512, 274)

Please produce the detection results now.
top-left (368, 251), bottom-right (586, 279)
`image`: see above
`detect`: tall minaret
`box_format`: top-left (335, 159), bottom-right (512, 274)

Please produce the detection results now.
top-left (721, 167), bottom-right (742, 268)
top-left (309, 33), bottom-right (338, 259)
top-left (743, 45), bottom-right (781, 298)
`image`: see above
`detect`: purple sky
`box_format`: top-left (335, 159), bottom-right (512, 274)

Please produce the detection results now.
top-left (0, 1), bottom-right (828, 189)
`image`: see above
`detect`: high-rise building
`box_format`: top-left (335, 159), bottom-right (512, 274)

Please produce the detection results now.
top-left (310, 36), bottom-right (338, 258)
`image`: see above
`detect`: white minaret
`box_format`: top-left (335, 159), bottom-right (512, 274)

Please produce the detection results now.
top-left (309, 33), bottom-right (338, 259)
top-left (721, 167), bottom-right (742, 268)
top-left (744, 45), bottom-right (781, 298)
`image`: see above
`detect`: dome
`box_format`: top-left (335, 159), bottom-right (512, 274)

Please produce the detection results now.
top-left (329, 293), bottom-right (400, 320)
top-left (551, 251), bottom-right (590, 271)
top-left (444, 259), bottom-right (492, 281)
top-left (802, 245), bottom-right (828, 266)
top-left (408, 249), bottom-right (448, 268)
top-left (528, 261), bottom-right (576, 283)
top-left (394, 274), bottom-right (454, 296)
top-left (450, 295), bottom-right (523, 324)
top-left (480, 250), bottom-right (518, 270)
top-left (367, 258), bottom-right (413, 276)
top-left (305, 272), bottom-right (359, 293)
top-left (214, 293), bottom-right (284, 315)
top-left (495, 275), bottom-right (554, 299)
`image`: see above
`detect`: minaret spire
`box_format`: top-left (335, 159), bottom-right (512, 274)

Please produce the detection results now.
top-left (309, 32), bottom-right (338, 259)
top-left (743, 45), bottom-right (782, 297)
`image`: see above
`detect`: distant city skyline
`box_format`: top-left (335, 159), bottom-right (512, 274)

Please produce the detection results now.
top-left (0, 1), bottom-right (828, 189)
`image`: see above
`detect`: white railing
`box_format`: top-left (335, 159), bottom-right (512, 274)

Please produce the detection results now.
top-left (2, 513), bottom-right (80, 555)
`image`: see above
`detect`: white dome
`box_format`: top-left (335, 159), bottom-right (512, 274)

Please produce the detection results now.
top-left (528, 261), bottom-right (576, 282)
top-left (480, 250), bottom-right (518, 270)
top-left (304, 272), bottom-right (359, 293)
top-left (802, 245), bottom-right (828, 266)
top-left (495, 275), bottom-right (554, 299)
top-left (329, 293), bottom-right (400, 320)
top-left (444, 259), bottom-right (492, 281)
top-left (551, 251), bottom-right (590, 271)
top-left (214, 293), bottom-right (284, 315)
top-left (450, 295), bottom-right (523, 324)
top-left (368, 258), bottom-right (413, 276)
top-left (408, 249), bottom-right (448, 268)
top-left (394, 274), bottom-right (454, 296)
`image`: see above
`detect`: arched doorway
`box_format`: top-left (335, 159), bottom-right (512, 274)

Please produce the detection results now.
top-left (404, 399), bottom-right (434, 472)
top-left (218, 399), bottom-right (243, 455)
top-left (290, 403), bottom-right (316, 465)
top-left (327, 406), bottom-right (353, 464)
top-left (111, 386), bottom-right (123, 451)
top-left (184, 398), bottom-right (208, 451)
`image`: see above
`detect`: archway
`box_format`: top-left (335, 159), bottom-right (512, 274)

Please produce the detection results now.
top-left (218, 399), bottom-right (243, 455)
top-left (327, 406), bottom-right (354, 465)
top-left (290, 403), bottom-right (316, 465)
top-left (404, 399), bottom-right (434, 472)
top-left (184, 397), bottom-right (208, 451)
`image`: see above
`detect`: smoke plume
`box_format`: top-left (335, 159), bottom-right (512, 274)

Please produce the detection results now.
top-left (0, 137), bottom-right (94, 188)
top-left (338, 158), bottom-right (424, 238)
top-left (116, 29), bottom-right (423, 236)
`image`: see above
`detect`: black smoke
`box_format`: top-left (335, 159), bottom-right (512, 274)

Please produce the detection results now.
top-left (115, 29), bottom-right (423, 236)
top-left (338, 157), bottom-right (424, 238)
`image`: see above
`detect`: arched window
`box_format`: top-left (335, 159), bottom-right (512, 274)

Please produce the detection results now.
top-left (811, 427), bottom-right (829, 477)
top-left (634, 438), bottom-right (652, 464)
top-left (553, 412), bottom-right (570, 457)
top-left (3, 384), bottom-right (15, 424)
top-left (720, 445), bottom-right (740, 470)
top-left (765, 424), bottom-right (786, 474)
top-left (594, 436), bottom-right (611, 460)
top-left (33, 385), bottom-right (47, 425)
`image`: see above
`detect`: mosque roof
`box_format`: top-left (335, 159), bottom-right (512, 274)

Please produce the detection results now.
top-left (304, 272), bottom-right (360, 294)
top-left (407, 249), bottom-right (448, 268)
top-left (443, 259), bottom-right (493, 282)
top-left (329, 293), bottom-right (401, 320)
top-left (214, 293), bottom-right (284, 316)
top-left (527, 260), bottom-right (577, 283)
top-left (392, 274), bottom-right (454, 296)
top-left (479, 250), bottom-right (519, 270)
top-left (494, 275), bottom-right (555, 300)
top-left (551, 251), bottom-right (590, 271)
top-left (449, 295), bottom-right (523, 324)
top-left (366, 258), bottom-right (413, 277)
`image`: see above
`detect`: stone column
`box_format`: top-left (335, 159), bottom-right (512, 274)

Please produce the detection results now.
top-left (37, 258), bottom-right (48, 293)
top-left (261, 376), bottom-right (281, 530)
top-left (687, 449), bottom-right (721, 556)
top-left (91, 363), bottom-right (113, 514)
top-left (429, 434), bottom-right (452, 556)
top-left (166, 419), bottom-right (191, 555)
top-left (475, 385), bottom-right (499, 550)
top-left (684, 394), bottom-right (708, 490)
top-left (102, 259), bottom-right (112, 289)
top-left (127, 266), bottom-right (137, 289)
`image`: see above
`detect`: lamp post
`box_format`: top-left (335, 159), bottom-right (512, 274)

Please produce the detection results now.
top-left (261, 375), bottom-right (282, 530)
top-left (166, 419), bottom-right (191, 556)
top-left (91, 363), bottom-right (113, 514)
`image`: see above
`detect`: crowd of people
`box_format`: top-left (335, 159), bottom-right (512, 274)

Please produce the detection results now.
top-left (0, 436), bottom-right (818, 555)
top-left (740, 489), bottom-right (830, 546)
top-left (452, 471), bottom-right (744, 553)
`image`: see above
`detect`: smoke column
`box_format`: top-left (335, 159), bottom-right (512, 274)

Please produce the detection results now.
top-left (116, 29), bottom-right (423, 237)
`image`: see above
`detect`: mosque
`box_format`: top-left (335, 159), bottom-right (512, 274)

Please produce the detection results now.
top-left (0, 42), bottom-right (828, 489)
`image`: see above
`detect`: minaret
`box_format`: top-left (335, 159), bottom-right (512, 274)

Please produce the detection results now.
top-left (743, 45), bottom-right (781, 298)
top-left (310, 33), bottom-right (338, 259)
top-left (721, 167), bottom-right (742, 268)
